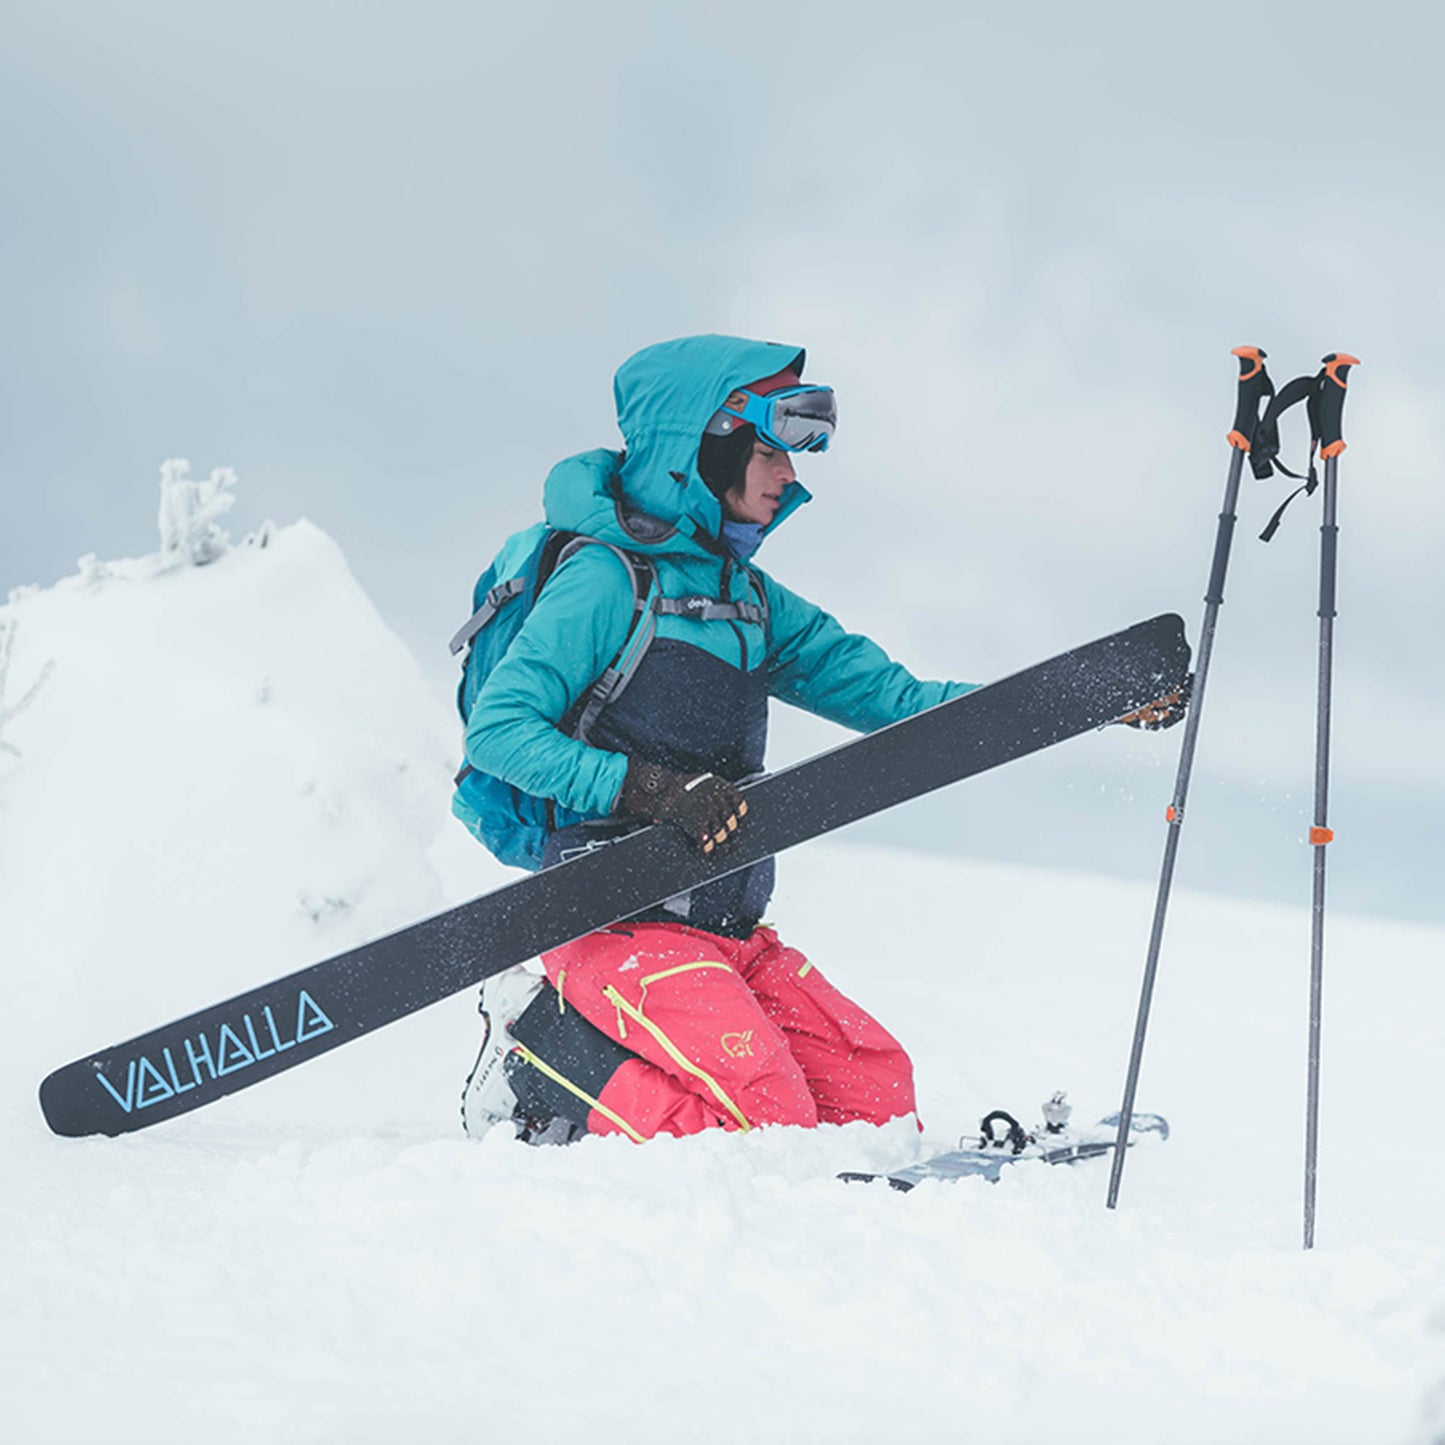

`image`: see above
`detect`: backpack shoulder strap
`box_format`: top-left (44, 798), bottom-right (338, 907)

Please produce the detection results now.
top-left (744, 565), bottom-right (770, 642)
top-left (550, 537), bottom-right (659, 743)
top-left (448, 529), bottom-right (578, 659)
top-left (447, 577), bottom-right (527, 657)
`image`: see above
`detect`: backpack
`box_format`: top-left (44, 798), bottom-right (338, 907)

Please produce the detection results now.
top-left (449, 524), bottom-right (659, 870)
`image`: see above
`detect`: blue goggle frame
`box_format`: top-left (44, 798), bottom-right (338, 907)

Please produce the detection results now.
top-left (704, 384), bottom-right (837, 453)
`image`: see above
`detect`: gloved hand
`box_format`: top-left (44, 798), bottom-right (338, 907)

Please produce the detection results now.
top-left (1116, 673), bottom-right (1194, 731)
top-left (618, 760), bottom-right (748, 855)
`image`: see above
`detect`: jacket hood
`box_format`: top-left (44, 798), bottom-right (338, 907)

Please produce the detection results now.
top-left (542, 334), bottom-right (816, 557)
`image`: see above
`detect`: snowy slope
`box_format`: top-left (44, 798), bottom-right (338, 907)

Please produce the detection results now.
top-left (2, 521), bottom-right (1443, 1445)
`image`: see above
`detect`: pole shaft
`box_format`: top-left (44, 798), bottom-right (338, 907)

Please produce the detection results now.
top-left (1304, 454), bottom-right (1340, 1250)
top-left (1107, 446), bottom-right (1245, 1208)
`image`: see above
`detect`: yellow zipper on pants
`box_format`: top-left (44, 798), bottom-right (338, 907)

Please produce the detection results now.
top-left (602, 984), bottom-right (752, 1132)
top-left (511, 1043), bottom-right (647, 1144)
top-left (638, 959), bottom-right (735, 1016)
top-left (638, 960), bottom-right (733, 989)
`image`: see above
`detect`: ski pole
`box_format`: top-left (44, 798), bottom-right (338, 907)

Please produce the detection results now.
top-left (1106, 346), bottom-right (1274, 1210)
top-left (1303, 351), bottom-right (1358, 1251)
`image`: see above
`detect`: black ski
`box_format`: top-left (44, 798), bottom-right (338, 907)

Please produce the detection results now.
top-left (39, 613), bottom-right (1189, 1138)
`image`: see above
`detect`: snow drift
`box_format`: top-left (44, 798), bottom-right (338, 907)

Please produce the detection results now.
top-left (2, 484), bottom-right (1443, 1444)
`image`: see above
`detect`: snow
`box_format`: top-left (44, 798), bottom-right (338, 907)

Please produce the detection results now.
top-left (3, 514), bottom-right (1443, 1445)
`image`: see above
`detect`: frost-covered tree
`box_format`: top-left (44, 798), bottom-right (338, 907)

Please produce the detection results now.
top-left (157, 458), bottom-right (237, 567)
top-left (0, 616), bottom-right (54, 759)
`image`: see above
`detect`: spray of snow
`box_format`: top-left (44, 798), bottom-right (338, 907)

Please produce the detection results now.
top-left (2, 476), bottom-right (1443, 1444)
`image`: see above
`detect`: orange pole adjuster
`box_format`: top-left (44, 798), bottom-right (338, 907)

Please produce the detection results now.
top-left (1309, 826), bottom-right (1334, 846)
top-left (1165, 805), bottom-right (1178, 822)
top-left (1226, 429), bottom-right (1252, 451)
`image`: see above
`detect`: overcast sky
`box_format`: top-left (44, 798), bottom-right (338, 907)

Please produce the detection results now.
top-left (4, 0), bottom-right (1442, 925)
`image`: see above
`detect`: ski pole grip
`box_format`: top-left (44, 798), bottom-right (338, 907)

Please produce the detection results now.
top-left (1317, 352), bottom-right (1360, 459)
top-left (1228, 345), bottom-right (1271, 450)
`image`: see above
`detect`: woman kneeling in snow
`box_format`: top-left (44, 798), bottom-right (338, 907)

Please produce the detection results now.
top-left (458, 334), bottom-right (978, 1144)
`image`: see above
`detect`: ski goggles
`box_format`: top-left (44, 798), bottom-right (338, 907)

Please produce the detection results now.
top-left (704, 384), bottom-right (837, 453)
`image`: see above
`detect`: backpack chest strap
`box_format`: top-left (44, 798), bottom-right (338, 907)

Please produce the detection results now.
top-left (653, 596), bottom-right (765, 626)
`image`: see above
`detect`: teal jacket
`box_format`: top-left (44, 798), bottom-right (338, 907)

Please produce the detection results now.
top-left (463, 334), bottom-right (975, 825)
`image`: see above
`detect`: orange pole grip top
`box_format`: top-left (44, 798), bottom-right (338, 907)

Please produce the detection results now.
top-left (1228, 345), bottom-right (1271, 451)
top-left (1317, 352), bottom-right (1360, 460)
top-left (1323, 353), bottom-right (1361, 388)
top-left (1230, 345), bottom-right (1266, 381)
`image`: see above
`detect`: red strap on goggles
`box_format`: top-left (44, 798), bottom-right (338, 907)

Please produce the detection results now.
top-left (705, 383), bottom-right (837, 453)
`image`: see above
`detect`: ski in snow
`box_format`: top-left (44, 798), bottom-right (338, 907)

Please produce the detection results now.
top-left (840, 1099), bottom-right (1171, 1190)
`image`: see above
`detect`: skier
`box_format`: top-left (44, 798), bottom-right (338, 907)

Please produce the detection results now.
top-left (458, 334), bottom-right (1180, 1145)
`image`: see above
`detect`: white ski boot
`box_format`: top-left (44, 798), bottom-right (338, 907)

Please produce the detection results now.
top-left (460, 965), bottom-right (546, 1140)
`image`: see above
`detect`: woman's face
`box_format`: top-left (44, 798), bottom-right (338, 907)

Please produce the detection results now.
top-left (722, 441), bottom-right (796, 527)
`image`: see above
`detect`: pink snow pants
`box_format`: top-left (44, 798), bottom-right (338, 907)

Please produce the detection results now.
top-left (541, 922), bottom-right (916, 1141)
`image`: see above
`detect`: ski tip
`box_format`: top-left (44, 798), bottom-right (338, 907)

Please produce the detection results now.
top-left (1153, 613), bottom-right (1191, 675)
top-left (38, 1068), bottom-right (90, 1138)
top-left (38, 1064), bottom-right (119, 1139)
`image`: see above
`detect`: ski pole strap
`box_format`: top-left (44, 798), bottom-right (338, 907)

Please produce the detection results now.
top-left (1258, 476), bottom-right (1318, 543)
top-left (1227, 345), bottom-right (1274, 451)
top-left (1251, 371), bottom-right (1321, 484)
top-left (1255, 352), bottom-right (1360, 542)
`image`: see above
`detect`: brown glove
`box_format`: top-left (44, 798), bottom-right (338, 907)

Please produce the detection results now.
top-left (1116, 673), bottom-right (1194, 731)
top-left (618, 760), bottom-right (748, 855)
